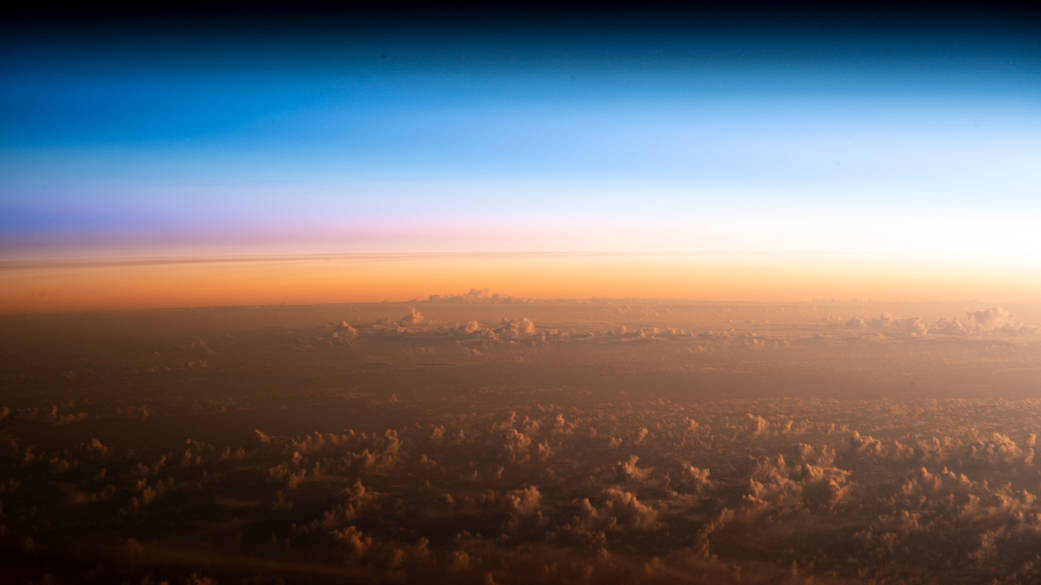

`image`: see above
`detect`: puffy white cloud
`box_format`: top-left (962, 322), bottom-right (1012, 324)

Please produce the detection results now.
top-left (681, 465), bottom-right (712, 492)
top-left (742, 455), bottom-right (852, 513)
top-left (968, 307), bottom-right (1019, 331)
top-left (847, 431), bottom-right (885, 459)
top-left (507, 485), bottom-right (542, 518)
top-left (746, 413), bottom-right (768, 437)
top-left (933, 307), bottom-right (1034, 337)
top-left (568, 487), bottom-right (660, 539)
top-left (505, 485), bottom-right (545, 531)
top-left (332, 525), bottom-right (373, 558)
top-left (400, 307), bottom-right (424, 325)
top-left (451, 317), bottom-right (540, 343)
top-left (497, 317), bottom-right (536, 339)
top-left (503, 428), bottom-right (533, 464)
top-left (330, 321), bottom-right (359, 343)
top-left (599, 487), bottom-right (659, 531)
top-left (616, 455), bottom-right (652, 482)
top-left (427, 289), bottom-right (531, 304)
top-left (965, 432), bottom-right (1034, 467)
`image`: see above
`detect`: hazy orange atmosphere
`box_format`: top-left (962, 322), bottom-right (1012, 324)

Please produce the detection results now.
top-left (2, 4), bottom-right (1041, 585)
top-left (4, 253), bottom-right (1041, 312)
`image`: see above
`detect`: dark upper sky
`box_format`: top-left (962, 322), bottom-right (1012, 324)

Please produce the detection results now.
top-left (1, 4), bottom-right (1039, 262)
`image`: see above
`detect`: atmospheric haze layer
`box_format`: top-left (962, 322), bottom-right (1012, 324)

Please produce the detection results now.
top-left (2, 5), bottom-right (1041, 585)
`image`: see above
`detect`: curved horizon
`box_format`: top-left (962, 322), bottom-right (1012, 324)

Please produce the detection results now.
top-left (2, 9), bottom-right (1039, 310)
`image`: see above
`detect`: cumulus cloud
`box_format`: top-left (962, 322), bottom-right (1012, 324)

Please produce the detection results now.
top-left (746, 413), bottom-right (768, 437)
top-left (598, 487), bottom-right (660, 531)
top-left (400, 307), bottom-right (424, 325)
top-left (850, 307), bottom-right (1037, 339)
top-left (10, 300), bottom-right (1041, 585)
top-left (504, 485), bottom-right (545, 531)
top-left (427, 289), bottom-right (532, 304)
top-left (332, 525), bottom-right (373, 558)
top-left (681, 465), bottom-right (712, 492)
top-left (451, 317), bottom-right (540, 344)
top-left (963, 307), bottom-right (1037, 335)
top-left (964, 432), bottom-right (1034, 467)
top-left (968, 307), bottom-right (1017, 331)
top-left (330, 321), bottom-right (359, 343)
top-left (743, 454), bottom-right (853, 513)
top-left (566, 487), bottom-right (661, 543)
top-left (616, 455), bottom-right (652, 482)
top-left (369, 307), bottom-right (429, 334)
top-left (845, 313), bottom-right (930, 338)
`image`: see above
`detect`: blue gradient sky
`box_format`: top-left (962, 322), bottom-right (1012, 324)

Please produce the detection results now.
top-left (2, 18), bottom-right (1040, 264)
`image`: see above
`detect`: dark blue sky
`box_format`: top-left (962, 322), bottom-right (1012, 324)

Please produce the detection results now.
top-left (1, 10), bottom-right (1039, 260)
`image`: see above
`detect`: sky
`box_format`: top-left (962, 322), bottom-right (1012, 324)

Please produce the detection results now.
top-left (1, 10), bottom-right (1040, 310)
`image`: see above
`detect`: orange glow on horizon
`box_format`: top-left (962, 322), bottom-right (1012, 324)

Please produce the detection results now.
top-left (1, 253), bottom-right (1038, 312)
